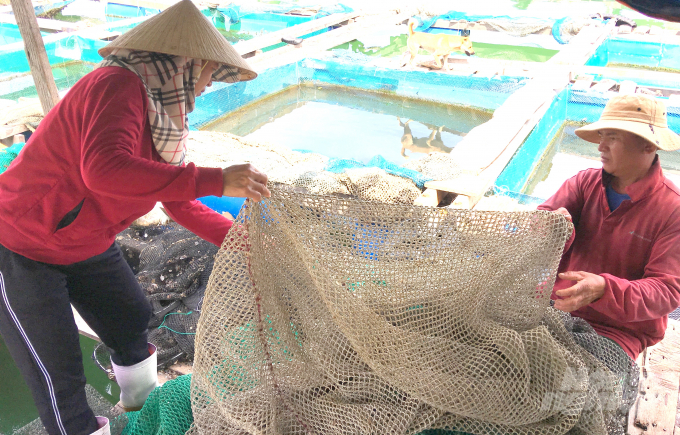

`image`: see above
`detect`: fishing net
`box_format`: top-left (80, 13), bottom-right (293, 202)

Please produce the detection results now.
top-left (671, 307), bottom-right (680, 321)
top-left (0, 142), bottom-right (25, 175)
top-left (111, 223), bottom-right (218, 369)
top-left (185, 185), bottom-right (635, 435)
top-left (121, 375), bottom-right (194, 435)
top-left (187, 131), bottom-right (428, 204)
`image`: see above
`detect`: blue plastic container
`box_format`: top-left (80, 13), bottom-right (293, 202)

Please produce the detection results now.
top-left (198, 196), bottom-right (246, 217)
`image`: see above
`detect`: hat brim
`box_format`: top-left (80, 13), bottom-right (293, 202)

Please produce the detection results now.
top-left (575, 119), bottom-right (680, 151)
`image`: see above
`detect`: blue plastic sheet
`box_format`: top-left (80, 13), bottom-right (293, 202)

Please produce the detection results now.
top-left (325, 155), bottom-right (433, 189)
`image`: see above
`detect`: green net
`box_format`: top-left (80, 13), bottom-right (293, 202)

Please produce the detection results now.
top-left (120, 375), bottom-right (194, 435)
top-left (0, 142), bottom-right (25, 175)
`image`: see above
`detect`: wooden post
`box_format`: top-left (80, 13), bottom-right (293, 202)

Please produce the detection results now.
top-left (10, 0), bottom-right (59, 115)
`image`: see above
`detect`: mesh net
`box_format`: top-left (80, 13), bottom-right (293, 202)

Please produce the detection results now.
top-left (0, 142), bottom-right (25, 174)
top-left (586, 37), bottom-right (680, 72)
top-left (184, 185), bottom-right (635, 435)
top-left (670, 307), bottom-right (680, 321)
top-left (112, 223), bottom-right (218, 369)
top-left (121, 375), bottom-right (194, 435)
top-left (188, 131), bottom-right (432, 204)
top-left (0, 35), bottom-right (105, 102)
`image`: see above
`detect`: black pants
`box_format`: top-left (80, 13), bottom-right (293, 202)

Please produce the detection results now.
top-left (0, 242), bottom-right (152, 435)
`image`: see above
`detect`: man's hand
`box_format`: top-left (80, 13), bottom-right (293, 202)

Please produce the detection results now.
top-left (222, 163), bottom-right (271, 201)
top-left (554, 271), bottom-right (606, 312)
top-left (554, 207), bottom-right (572, 223)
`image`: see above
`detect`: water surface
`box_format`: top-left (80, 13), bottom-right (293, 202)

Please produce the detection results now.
top-left (204, 85), bottom-right (492, 164)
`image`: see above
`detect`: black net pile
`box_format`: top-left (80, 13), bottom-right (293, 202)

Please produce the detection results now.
top-left (115, 223), bottom-right (218, 369)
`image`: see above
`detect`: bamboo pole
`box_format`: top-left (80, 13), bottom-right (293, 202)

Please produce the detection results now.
top-left (10, 0), bottom-right (59, 115)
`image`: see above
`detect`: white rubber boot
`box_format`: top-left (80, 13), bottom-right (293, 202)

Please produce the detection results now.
top-left (111, 343), bottom-right (159, 411)
top-left (90, 417), bottom-right (110, 435)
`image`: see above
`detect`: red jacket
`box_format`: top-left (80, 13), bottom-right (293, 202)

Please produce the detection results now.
top-left (538, 158), bottom-right (680, 360)
top-left (0, 67), bottom-right (232, 265)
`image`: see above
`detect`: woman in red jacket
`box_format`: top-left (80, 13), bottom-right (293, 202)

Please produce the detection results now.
top-left (0, 2), bottom-right (269, 434)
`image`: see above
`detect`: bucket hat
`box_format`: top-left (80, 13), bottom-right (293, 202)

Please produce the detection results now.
top-left (575, 94), bottom-right (680, 151)
top-left (98, 0), bottom-right (257, 82)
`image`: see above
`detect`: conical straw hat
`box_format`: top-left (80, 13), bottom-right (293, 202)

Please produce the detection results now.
top-left (99, 0), bottom-right (256, 81)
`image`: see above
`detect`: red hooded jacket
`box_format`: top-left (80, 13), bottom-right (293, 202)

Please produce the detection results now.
top-left (0, 67), bottom-right (232, 265)
top-left (538, 158), bottom-right (680, 359)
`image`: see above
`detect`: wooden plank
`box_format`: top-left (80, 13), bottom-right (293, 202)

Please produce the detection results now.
top-left (423, 76), bottom-right (566, 209)
top-left (627, 350), bottom-right (647, 435)
top-left (548, 20), bottom-right (615, 66)
top-left (673, 395), bottom-right (680, 435)
top-left (571, 74), bottom-right (593, 91)
top-left (627, 320), bottom-right (680, 435)
top-left (0, 124), bottom-right (29, 141)
top-left (629, 371), bottom-right (680, 434)
top-left (234, 11), bottom-right (359, 56)
top-left (445, 55), bottom-right (680, 89)
top-left (433, 18), bottom-right (552, 35)
top-left (9, 0), bottom-right (60, 115)
top-left (646, 320), bottom-right (680, 375)
top-left (0, 13), bottom-right (79, 32)
top-left (247, 10), bottom-right (413, 71)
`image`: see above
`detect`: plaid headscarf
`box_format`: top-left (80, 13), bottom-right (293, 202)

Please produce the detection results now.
top-left (97, 49), bottom-right (240, 165)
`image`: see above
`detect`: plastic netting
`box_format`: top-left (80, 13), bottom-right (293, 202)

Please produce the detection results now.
top-left (670, 307), bottom-right (680, 320)
top-left (121, 375), bottom-right (194, 435)
top-left (111, 223), bottom-right (218, 369)
top-left (586, 37), bottom-right (680, 72)
top-left (182, 185), bottom-right (636, 435)
top-left (0, 142), bottom-right (25, 175)
top-left (0, 23), bottom-right (48, 45)
top-left (190, 57), bottom-right (527, 129)
top-left (188, 130), bottom-right (478, 205)
top-left (0, 35), bottom-right (105, 101)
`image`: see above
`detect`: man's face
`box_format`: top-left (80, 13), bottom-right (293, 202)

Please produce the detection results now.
top-left (597, 129), bottom-right (650, 177)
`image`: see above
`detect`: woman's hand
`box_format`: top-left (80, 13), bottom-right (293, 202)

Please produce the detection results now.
top-left (222, 164), bottom-right (271, 201)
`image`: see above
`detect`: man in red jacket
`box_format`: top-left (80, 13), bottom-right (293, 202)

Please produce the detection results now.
top-left (538, 94), bottom-right (680, 362)
top-left (0, 2), bottom-right (269, 435)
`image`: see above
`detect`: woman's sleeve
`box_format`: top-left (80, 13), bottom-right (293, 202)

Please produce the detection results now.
top-left (78, 73), bottom-right (223, 201)
top-left (162, 200), bottom-right (233, 247)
